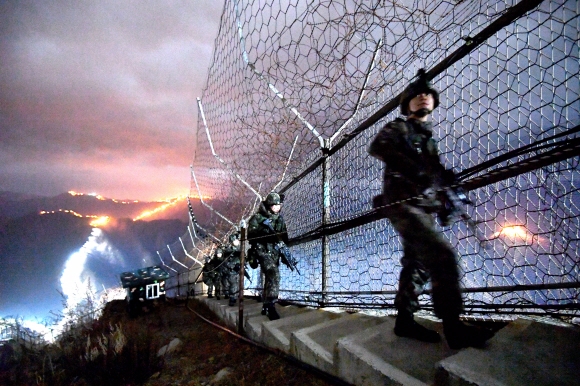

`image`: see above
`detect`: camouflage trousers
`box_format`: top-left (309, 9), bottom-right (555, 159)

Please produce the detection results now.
top-left (203, 276), bottom-right (214, 296)
top-left (213, 276), bottom-right (222, 297)
top-left (387, 203), bottom-right (463, 320)
top-left (218, 272), bottom-right (227, 297)
top-left (258, 250), bottom-right (280, 300)
top-left (225, 271), bottom-right (240, 298)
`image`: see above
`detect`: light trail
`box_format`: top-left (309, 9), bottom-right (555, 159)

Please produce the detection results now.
top-left (132, 195), bottom-right (188, 221)
top-left (41, 191), bottom-right (193, 224)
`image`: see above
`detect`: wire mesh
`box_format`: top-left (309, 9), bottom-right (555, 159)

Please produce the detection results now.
top-left (187, 0), bottom-right (579, 319)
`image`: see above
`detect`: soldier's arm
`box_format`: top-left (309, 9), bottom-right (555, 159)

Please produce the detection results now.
top-left (248, 215), bottom-right (276, 244)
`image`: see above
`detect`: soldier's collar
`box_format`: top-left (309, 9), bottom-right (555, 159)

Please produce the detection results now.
top-left (407, 118), bottom-right (433, 133)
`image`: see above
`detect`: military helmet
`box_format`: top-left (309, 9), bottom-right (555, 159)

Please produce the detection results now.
top-left (399, 68), bottom-right (440, 116)
top-left (265, 192), bottom-right (281, 206)
top-left (228, 232), bottom-right (240, 243)
top-left (229, 232), bottom-right (240, 246)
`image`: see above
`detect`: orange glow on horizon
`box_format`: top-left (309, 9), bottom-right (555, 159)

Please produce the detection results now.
top-left (90, 216), bottom-right (110, 227)
top-left (68, 190), bottom-right (191, 204)
top-left (189, 193), bottom-right (213, 200)
top-left (40, 191), bottom-right (190, 224)
top-left (40, 209), bottom-right (90, 218)
top-left (132, 195), bottom-right (187, 221)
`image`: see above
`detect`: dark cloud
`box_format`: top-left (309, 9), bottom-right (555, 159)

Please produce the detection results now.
top-left (0, 0), bottom-right (223, 201)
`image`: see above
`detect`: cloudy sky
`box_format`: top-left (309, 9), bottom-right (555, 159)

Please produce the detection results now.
top-left (0, 0), bottom-right (224, 201)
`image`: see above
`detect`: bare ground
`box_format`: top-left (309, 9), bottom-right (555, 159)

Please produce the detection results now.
top-left (101, 298), bottom-right (343, 386)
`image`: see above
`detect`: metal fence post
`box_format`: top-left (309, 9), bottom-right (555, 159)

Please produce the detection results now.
top-left (321, 139), bottom-right (331, 306)
top-left (238, 221), bottom-right (247, 335)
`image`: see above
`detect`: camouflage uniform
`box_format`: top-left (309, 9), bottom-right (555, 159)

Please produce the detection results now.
top-left (368, 69), bottom-right (494, 349)
top-left (222, 234), bottom-right (242, 306)
top-left (248, 194), bottom-right (289, 320)
top-left (368, 117), bottom-right (462, 321)
top-left (202, 256), bottom-right (219, 298)
top-left (208, 248), bottom-right (224, 300)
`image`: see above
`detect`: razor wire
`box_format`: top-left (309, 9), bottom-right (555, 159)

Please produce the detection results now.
top-left (183, 0), bottom-right (579, 320)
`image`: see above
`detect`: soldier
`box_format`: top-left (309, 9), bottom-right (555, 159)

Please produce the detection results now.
top-left (248, 192), bottom-right (293, 320)
top-left (210, 247), bottom-right (224, 300)
top-left (202, 255), bottom-right (218, 298)
top-left (222, 232), bottom-right (242, 306)
top-left (211, 246), bottom-right (230, 300)
top-left (368, 69), bottom-right (494, 349)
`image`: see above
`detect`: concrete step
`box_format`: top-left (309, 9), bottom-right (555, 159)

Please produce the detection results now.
top-left (245, 302), bottom-right (312, 343)
top-left (336, 316), bottom-right (456, 386)
top-left (262, 307), bottom-right (345, 353)
top-left (197, 296), bottom-right (580, 386)
top-left (292, 312), bottom-right (386, 375)
top-left (436, 318), bottom-right (580, 386)
top-left (222, 299), bottom-right (264, 329)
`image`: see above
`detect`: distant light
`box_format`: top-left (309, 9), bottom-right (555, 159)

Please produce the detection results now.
top-left (90, 216), bottom-right (110, 227)
top-left (492, 224), bottom-right (537, 245)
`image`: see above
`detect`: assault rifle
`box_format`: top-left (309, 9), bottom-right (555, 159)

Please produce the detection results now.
top-left (437, 185), bottom-right (471, 227)
top-left (262, 218), bottom-right (301, 275)
top-left (436, 185), bottom-right (488, 249)
top-left (274, 241), bottom-right (301, 275)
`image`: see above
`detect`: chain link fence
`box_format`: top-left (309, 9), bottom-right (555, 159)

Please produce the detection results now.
top-left (158, 0), bottom-right (579, 321)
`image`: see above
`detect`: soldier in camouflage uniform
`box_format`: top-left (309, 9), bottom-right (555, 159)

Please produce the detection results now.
top-left (248, 192), bottom-right (291, 320)
top-left (202, 255), bottom-right (218, 298)
top-left (368, 69), bottom-right (494, 349)
top-left (212, 246), bottom-right (232, 301)
top-left (222, 232), bottom-right (242, 306)
top-left (208, 247), bottom-right (224, 300)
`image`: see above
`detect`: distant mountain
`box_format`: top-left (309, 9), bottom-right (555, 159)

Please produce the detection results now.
top-left (0, 192), bottom-right (202, 321)
top-left (0, 191), bottom-right (214, 224)
top-left (0, 211), bottom-right (93, 319)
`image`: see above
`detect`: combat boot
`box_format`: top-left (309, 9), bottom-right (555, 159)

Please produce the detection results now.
top-left (263, 301), bottom-right (280, 320)
top-left (229, 296), bottom-right (236, 307)
top-left (394, 311), bottom-right (441, 343)
top-left (443, 319), bottom-right (495, 349)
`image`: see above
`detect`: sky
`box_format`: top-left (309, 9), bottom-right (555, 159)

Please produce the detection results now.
top-left (0, 0), bottom-right (224, 201)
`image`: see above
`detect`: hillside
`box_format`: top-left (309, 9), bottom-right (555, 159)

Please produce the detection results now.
top-left (0, 211), bottom-right (189, 320)
top-left (0, 298), bottom-right (339, 386)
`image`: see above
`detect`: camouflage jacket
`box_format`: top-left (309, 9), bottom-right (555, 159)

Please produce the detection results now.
top-left (222, 244), bottom-right (241, 271)
top-left (248, 202), bottom-right (289, 255)
top-left (368, 118), bottom-right (450, 210)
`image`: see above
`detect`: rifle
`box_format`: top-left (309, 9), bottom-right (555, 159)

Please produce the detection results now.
top-left (437, 185), bottom-right (489, 249)
top-left (262, 218), bottom-right (301, 275)
top-left (238, 263), bottom-right (252, 283)
top-left (274, 241), bottom-right (301, 275)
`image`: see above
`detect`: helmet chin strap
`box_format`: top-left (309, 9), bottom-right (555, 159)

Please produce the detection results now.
top-left (410, 107), bottom-right (432, 118)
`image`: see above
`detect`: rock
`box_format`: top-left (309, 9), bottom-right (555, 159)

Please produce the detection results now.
top-left (211, 367), bottom-right (233, 384)
top-left (157, 338), bottom-right (182, 357)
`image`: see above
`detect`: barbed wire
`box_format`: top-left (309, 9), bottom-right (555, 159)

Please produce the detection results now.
top-left (176, 0), bottom-right (580, 319)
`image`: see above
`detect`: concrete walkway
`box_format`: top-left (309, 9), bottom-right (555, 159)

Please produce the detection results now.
top-left (197, 296), bottom-right (580, 386)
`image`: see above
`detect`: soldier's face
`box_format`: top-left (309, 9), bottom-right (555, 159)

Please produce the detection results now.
top-left (409, 93), bottom-right (434, 114)
top-left (270, 204), bottom-right (281, 213)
